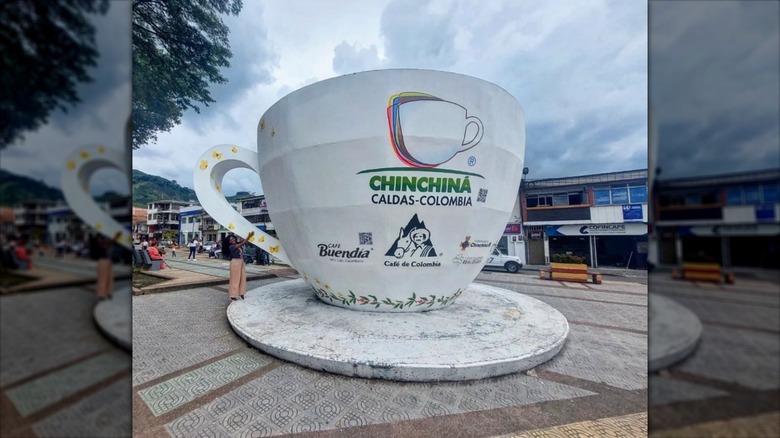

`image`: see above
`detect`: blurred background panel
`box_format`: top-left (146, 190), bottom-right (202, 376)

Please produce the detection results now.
top-left (0, 1), bottom-right (132, 437)
top-left (648, 0), bottom-right (779, 437)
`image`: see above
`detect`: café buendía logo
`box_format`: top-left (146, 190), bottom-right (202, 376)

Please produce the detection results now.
top-left (318, 243), bottom-right (371, 263)
top-left (384, 214), bottom-right (441, 267)
top-left (356, 92), bottom-right (487, 208)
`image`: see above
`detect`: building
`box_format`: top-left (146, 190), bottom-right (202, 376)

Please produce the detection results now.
top-left (521, 169), bottom-right (649, 268)
top-left (177, 195), bottom-right (277, 246)
top-left (46, 195), bottom-right (132, 246)
top-left (653, 169), bottom-right (780, 269)
top-left (132, 207), bottom-right (148, 242)
top-left (236, 195), bottom-right (276, 236)
top-left (178, 205), bottom-right (204, 245)
top-left (13, 199), bottom-right (57, 242)
top-left (0, 207), bottom-right (15, 237)
top-left (146, 200), bottom-right (190, 240)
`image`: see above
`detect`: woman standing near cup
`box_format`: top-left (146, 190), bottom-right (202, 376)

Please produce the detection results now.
top-left (228, 232), bottom-right (254, 301)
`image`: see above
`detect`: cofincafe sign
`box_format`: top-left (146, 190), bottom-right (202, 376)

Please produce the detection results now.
top-left (545, 223), bottom-right (647, 236)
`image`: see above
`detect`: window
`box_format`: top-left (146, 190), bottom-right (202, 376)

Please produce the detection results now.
top-left (764, 183), bottom-right (779, 203)
top-left (594, 188), bottom-right (611, 205)
top-left (744, 185), bottom-right (760, 204)
top-left (628, 185), bottom-right (647, 203)
top-left (552, 194), bottom-right (568, 206)
top-left (528, 191), bottom-right (585, 207)
top-left (610, 186), bottom-right (628, 204)
top-left (726, 187), bottom-right (743, 205)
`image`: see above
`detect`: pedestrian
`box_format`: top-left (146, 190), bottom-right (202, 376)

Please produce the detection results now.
top-left (170, 241), bottom-right (177, 257)
top-left (227, 231), bottom-right (254, 301)
top-left (55, 238), bottom-right (65, 258)
top-left (187, 238), bottom-right (197, 260)
top-left (91, 233), bottom-right (120, 300)
top-left (147, 240), bottom-right (165, 269)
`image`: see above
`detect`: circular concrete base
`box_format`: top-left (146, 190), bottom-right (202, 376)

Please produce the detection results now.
top-left (93, 286), bottom-right (131, 351)
top-left (649, 294), bottom-right (702, 372)
top-left (228, 279), bottom-right (568, 382)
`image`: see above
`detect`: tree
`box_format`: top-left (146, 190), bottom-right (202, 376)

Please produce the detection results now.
top-left (132, 0), bottom-right (242, 148)
top-left (0, 0), bottom-right (109, 149)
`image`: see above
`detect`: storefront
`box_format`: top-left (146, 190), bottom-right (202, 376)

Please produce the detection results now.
top-left (544, 223), bottom-right (648, 269)
top-left (661, 224), bottom-right (780, 269)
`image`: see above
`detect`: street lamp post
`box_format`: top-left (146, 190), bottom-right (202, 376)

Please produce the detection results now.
top-left (519, 167), bottom-right (530, 264)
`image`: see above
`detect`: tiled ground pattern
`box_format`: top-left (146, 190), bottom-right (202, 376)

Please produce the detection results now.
top-left (0, 288), bottom-right (116, 386)
top-left (132, 276), bottom-right (648, 437)
top-left (651, 412), bottom-right (780, 438)
top-left (164, 363), bottom-right (596, 437)
top-left (540, 324), bottom-right (647, 391)
top-left (132, 279), bottom-right (287, 386)
top-left (6, 350), bottom-right (129, 416)
top-left (32, 376), bottom-right (132, 437)
top-left (479, 278), bottom-right (647, 307)
top-left (648, 271), bottom-right (780, 435)
top-left (502, 412), bottom-right (648, 438)
top-left (649, 375), bottom-right (728, 406)
top-left (0, 286), bottom-right (132, 437)
top-left (139, 351), bottom-right (272, 416)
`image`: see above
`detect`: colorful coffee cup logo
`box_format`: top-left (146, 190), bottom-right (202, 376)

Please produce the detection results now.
top-left (61, 145), bottom-right (133, 249)
top-left (387, 92), bottom-right (483, 167)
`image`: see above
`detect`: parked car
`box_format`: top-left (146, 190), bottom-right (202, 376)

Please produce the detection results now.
top-left (482, 247), bottom-right (523, 273)
top-left (202, 241), bottom-right (217, 253)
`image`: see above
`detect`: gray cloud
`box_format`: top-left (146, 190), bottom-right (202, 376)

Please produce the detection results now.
top-left (133, 0), bottom-right (648, 194)
top-left (650, 0), bottom-right (780, 180)
top-left (332, 42), bottom-right (382, 74)
top-left (379, 0), bottom-right (459, 68)
top-left (1, 2), bottom-right (131, 195)
top-left (189, 2), bottom-right (279, 135)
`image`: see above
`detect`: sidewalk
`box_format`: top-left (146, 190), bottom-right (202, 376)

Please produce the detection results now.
top-left (132, 253), bottom-right (298, 294)
top-left (1, 251), bottom-right (132, 294)
top-left (522, 264), bottom-right (648, 279)
top-left (132, 265), bottom-right (649, 437)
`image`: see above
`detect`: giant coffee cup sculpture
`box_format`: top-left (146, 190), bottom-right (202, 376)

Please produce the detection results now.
top-left (61, 144), bottom-right (132, 350)
top-left (194, 69), bottom-right (525, 312)
top-left (61, 144), bottom-right (133, 250)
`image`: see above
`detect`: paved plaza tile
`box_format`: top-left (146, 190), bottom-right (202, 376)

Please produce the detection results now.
top-left (648, 273), bottom-right (780, 435)
top-left (0, 286), bottom-right (132, 437)
top-left (132, 274), bottom-right (648, 437)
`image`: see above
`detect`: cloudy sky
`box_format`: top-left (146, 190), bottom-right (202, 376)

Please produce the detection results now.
top-left (0, 1), bottom-right (131, 195)
top-left (2, 1), bottom-right (777, 198)
top-left (650, 0), bottom-right (780, 180)
top-left (132, 0), bottom-right (649, 196)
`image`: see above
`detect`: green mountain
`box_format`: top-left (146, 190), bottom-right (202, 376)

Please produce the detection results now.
top-left (132, 169), bottom-right (198, 207)
top-left (0, 169), bottom-right (64, 206)
top-left (132, 170), bottom-right (258, 207)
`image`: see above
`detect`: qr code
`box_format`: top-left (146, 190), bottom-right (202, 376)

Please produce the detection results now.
top-left (359, 232), bottom-right (373, 245)
top-left (477, 188), bottom-right (488, 203)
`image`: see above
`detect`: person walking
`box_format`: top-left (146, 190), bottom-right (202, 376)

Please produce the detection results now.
top-left (187, 238), bottom-right (197, 260)
top-left (91, 233), bottom-right (120, 300)
top-left (227, 231), bottom-right (254, 301)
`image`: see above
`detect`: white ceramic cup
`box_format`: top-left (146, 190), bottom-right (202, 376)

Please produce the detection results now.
top-left (61, 144), bottom-right (133, 250)
top-left (194, 69), bottom-right (525, 312)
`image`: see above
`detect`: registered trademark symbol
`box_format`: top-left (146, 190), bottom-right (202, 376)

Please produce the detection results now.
top-left (467, 156), bottom-right (476, 166)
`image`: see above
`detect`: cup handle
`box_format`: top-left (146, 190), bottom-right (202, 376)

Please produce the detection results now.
top-left (61, 145), bottom-right (133, 250)
top-left (460, 115), bottom-right (483, 151)
top-left (193, 144), bottom-right (291, 265)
